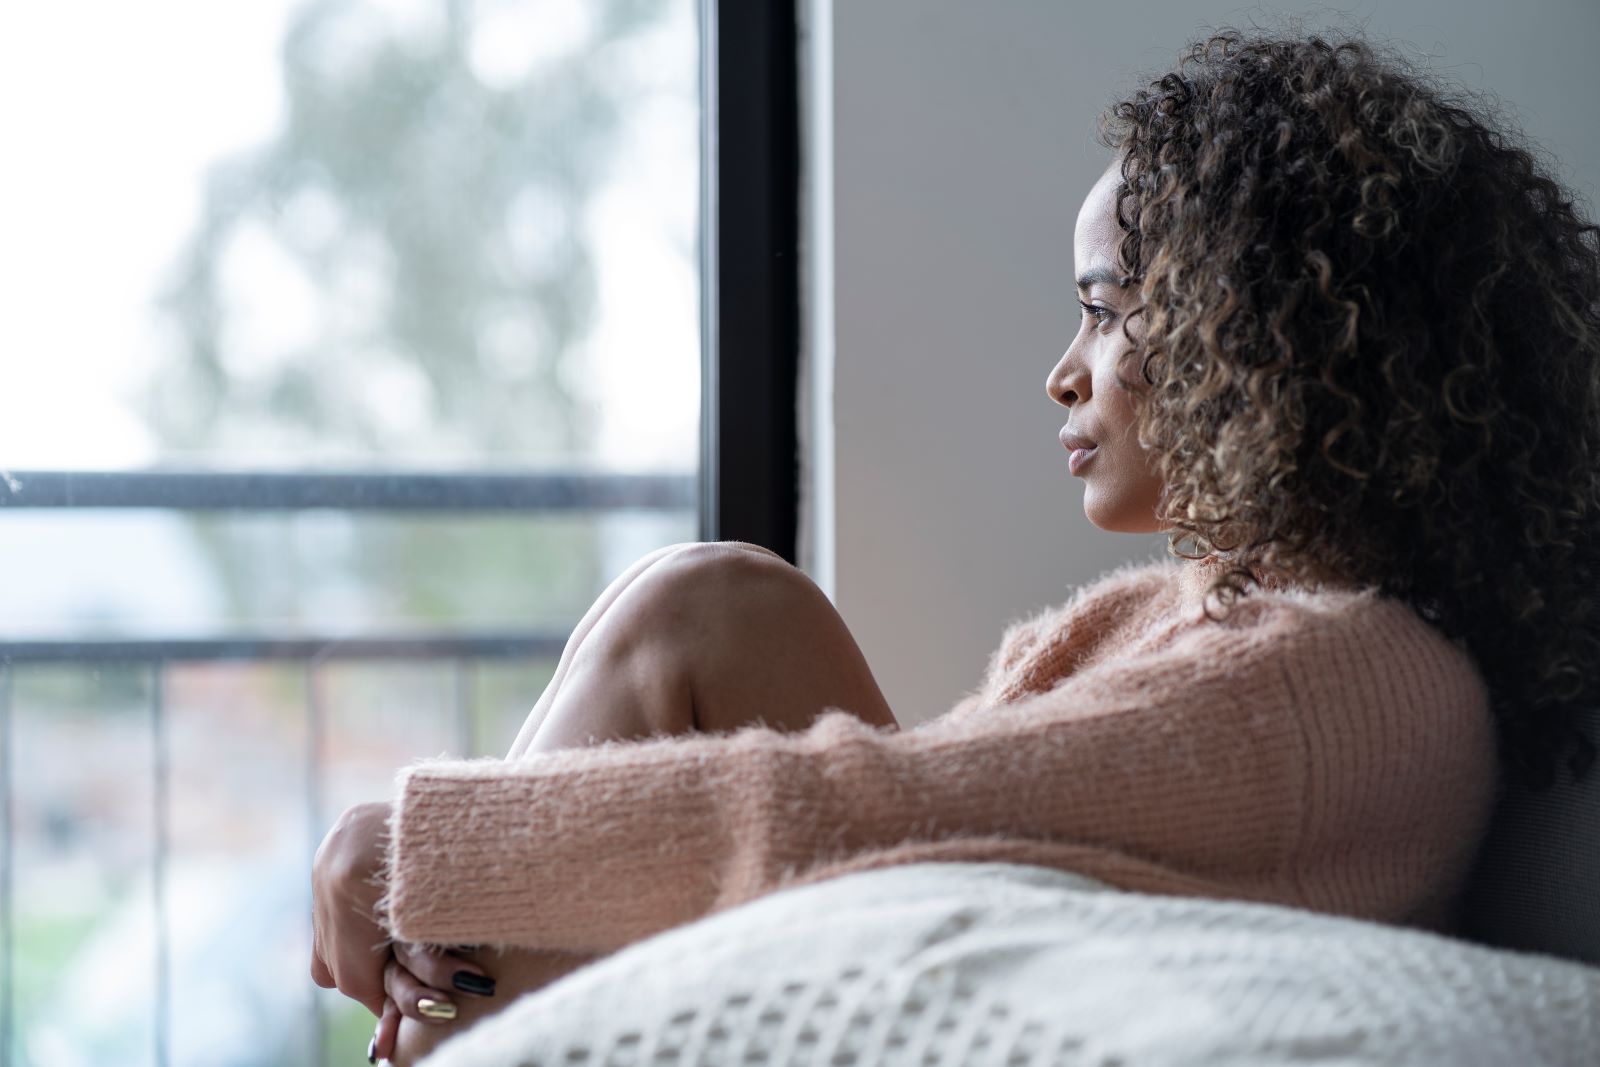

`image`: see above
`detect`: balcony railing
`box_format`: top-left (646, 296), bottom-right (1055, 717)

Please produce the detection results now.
top-left (0, 469), bottom-right (696, 512)
top-left (0, 469), bottom-right (696, 1067)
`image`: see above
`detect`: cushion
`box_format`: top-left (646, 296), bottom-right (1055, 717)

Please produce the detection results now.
top-left (418, 862), bottom-right (1600, 1067)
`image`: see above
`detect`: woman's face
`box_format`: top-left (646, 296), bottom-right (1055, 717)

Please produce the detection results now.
top-left (1046, 161), bottom-right (1166, 534)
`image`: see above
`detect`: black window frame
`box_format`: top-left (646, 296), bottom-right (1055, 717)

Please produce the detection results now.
top-left (699, 0), bottom-right (802, 562)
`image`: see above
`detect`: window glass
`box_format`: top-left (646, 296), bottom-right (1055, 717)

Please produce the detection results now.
top-left (0, 2), bottom-right (699, 1062)
top-left (0, 0), bottom-right (699, 473)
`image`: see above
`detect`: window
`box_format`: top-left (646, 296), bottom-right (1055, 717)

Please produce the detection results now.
top-left (0, 1), bottom-right (798, 1062)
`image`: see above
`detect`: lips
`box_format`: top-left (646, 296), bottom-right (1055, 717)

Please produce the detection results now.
top-left (1060, 427), bottom-right (1099, 476)
top-left (1059, 428), bottom-right (1098, 453)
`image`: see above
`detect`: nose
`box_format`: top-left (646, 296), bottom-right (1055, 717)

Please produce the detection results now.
top-left (1046, 345), bottom-right (1088, 409)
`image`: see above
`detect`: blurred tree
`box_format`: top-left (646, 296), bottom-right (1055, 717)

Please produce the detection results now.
top-left (152, 0), bottom-right (669, 463)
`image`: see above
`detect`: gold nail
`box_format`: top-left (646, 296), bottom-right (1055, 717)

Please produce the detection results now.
top-left (417, 997), bottom-right (458, 1020)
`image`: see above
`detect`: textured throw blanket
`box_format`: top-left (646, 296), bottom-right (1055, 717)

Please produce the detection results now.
top-left (418, 862), bottom-right (1600, 1066)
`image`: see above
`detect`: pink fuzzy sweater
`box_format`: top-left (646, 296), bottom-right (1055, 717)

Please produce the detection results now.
top-left (382, 560), bottom-right (1499, 954)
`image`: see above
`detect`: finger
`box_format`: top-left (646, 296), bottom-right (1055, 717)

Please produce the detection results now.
top-left (310, 947), bottom-right (335, 989)
top-left (384, 955), bottom-right (458, 1024)
top-left (334, 926), bottom-right (391, 1017)
top-left (373, 997), bottom-right (400, 1063)
top-left (310, 914), bottom-right (336, 988)
top-left (393, 942), bottom-right (496, 998)
top-left (313, 801), bottom-right (393, 1015)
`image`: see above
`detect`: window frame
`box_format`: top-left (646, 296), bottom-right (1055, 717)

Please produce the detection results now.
top-left (698, 0), bottom-right (802, 561)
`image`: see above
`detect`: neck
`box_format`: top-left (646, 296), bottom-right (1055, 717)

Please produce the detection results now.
top-left (1176, 552), bottom-right (1299, 609)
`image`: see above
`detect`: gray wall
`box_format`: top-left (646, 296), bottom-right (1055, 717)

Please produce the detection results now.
top-left (807, 0), bottom-right (1600, 725)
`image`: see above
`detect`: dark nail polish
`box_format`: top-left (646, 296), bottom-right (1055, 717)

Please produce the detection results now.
top-left (367, 1035), bottom-right (378, 1064)
top-left (452, 970), bottom-right (496, 996)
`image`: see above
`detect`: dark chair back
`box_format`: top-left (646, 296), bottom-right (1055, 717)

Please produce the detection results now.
top-left (1458, 703), bottom-right (1600, 966)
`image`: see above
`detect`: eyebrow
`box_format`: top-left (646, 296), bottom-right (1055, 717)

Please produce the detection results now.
top-left (1076, 265), bottom-right (1128, 292)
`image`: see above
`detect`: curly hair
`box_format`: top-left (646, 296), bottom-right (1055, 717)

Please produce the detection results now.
top-left (1097, 25), bottom-right (1600, 792)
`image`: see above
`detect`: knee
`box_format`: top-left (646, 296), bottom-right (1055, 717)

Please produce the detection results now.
top-left (650, 541), bottom-right (809, 604)
top-left (613, 542), bottom-right (818, 654)
top-left (635, 541), bottom-right (801, 600)
top-left (652, 540), bottom-right (788, 568)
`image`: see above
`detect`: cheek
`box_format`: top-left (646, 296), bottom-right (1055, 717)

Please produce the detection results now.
top-left (1098, 376), bottom-right (1143, 441)
top-left (1097, 449), bottom-right (1151, 504)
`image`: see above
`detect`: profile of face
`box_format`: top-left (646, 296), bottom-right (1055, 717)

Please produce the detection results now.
top-left (1046, 159), bottom-right (1166, 534)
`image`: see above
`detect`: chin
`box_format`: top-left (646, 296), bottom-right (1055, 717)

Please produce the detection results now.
top-left (1083, 496), bottom-right (1164, 535)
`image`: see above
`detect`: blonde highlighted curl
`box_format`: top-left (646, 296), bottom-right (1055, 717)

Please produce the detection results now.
top-left (1099, 27), bottom-right (1600, 790)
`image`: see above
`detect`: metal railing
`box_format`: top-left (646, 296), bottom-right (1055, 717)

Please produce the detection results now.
top-left (0, 470), bottom-right (695, 512)
top-left (0, 469), bottom-right (696, 1067)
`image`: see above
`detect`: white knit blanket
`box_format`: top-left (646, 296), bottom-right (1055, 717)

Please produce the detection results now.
top-left (419, 862), bottom-right (1600, 1066)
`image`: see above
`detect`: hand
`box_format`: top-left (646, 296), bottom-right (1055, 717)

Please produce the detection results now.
top-left (368, 943), bottom-right (499, 1061)
top-left (311, 800), bottom-right (393, 1016)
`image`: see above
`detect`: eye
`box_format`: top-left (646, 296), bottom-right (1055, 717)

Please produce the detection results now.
top-left (1079, 300), bottom-right (1114, 327)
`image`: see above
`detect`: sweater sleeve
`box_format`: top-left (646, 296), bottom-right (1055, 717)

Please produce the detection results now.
top-left (382, 601), bottom-right (1328, 954)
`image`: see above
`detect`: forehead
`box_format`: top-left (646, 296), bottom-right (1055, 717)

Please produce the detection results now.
top-left (1074, 162), bottom-right (1124, 267)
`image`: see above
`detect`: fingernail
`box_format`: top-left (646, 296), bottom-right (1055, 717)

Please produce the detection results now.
top-left (417, 996), bottom-right (458, 1020)
top-left (366, 1035), bottom-right (378, 1064)
top-left (452, 970), bottom-right (496, 996)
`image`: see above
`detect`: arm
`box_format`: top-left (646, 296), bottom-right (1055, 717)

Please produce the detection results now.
top-left (382, 607), bottom-right (1316, 954)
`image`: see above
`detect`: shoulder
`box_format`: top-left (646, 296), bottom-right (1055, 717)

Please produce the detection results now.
top-left (1222, 586), bottom-right (1500, 880)
top-left (1195, 582), bottom-right (1488, 718)
top-left (1212, 579), bottom-right (1455, 651)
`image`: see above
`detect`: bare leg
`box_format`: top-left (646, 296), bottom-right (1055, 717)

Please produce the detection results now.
top-left (390, 542), bottom-right (895, 1064)
top-left (504, 541), bottom-right (698, 759)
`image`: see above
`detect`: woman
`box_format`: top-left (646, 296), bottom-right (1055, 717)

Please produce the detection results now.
top-left (312, 27), bottom-right (1600, 1064)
